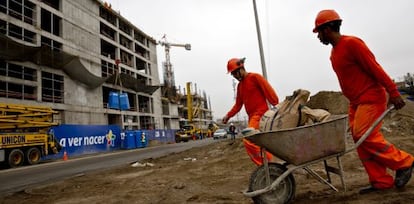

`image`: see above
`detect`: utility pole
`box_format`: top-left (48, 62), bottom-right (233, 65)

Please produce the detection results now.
top-left (252, 0), bottom-right (272, 109)
top-left (252, 0), bottom-right (267, 80)
top-left (232, 79), bottom-right (240, 122)
top-left (232, 79), bottom-right (237, 101)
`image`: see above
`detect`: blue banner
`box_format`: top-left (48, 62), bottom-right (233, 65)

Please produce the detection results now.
top-left (43, 124), bottom-right (122, 160)
top-left (42, 126), bottom-right (178, 161)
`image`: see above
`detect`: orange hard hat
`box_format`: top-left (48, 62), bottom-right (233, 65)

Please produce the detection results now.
top-left (313, 10), bottom-right (342, 33)
top-left (227, 57), bottom-right (245, 73)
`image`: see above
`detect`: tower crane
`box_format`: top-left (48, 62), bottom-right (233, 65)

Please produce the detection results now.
top-left (159, 35), bottom-right (191, 89)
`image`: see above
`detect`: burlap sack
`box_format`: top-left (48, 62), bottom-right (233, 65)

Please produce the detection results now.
top-left (298, 106), bottom-right (331, 126)
top-left (260, 89), bottom-right (310, 131)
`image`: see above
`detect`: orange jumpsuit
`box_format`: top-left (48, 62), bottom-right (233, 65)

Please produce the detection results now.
top-left (330, 35), bottom-right (414, 189)
top-left (225, 72), bottom-right (279, 165)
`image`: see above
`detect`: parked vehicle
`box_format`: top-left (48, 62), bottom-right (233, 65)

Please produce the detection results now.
top-left (175, 128), bottom-right (192, 143)
top-left (0, 103), bottom-right (62, 168)
top-left (213, 129), bottom-right (228, 140)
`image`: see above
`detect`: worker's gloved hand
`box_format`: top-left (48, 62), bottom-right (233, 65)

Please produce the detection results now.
top-left (389, 96), bottom-right (406, 110)
top-left (222, 115), bottom-right (229, 124)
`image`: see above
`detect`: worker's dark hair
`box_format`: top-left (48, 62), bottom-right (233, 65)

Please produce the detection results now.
top-left (326, 20), bottom-right (342, 32)
top-left (237, 58), bottom-right (246, 66)
top-left (237, 57), bottom-right (246, 70)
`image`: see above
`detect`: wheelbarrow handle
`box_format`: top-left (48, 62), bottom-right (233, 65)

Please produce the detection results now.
top-left (345, 105), bottom-right (395, 154)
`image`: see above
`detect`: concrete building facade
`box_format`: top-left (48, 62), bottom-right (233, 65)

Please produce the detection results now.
top-left (0, 0), bottom-right (184, 130)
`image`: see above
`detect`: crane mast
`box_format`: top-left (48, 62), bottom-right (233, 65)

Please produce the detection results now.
top-left (159, 37), bottom-right (191, 89)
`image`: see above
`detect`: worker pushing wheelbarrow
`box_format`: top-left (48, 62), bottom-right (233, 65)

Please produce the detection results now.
top-left (243, 106), bottom-right (400, 203)
top-left (241, 7), bottom-right (414, 203)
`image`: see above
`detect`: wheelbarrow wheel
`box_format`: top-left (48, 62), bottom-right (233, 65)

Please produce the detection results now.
top-left (248, 163), bottom-right (296, 204)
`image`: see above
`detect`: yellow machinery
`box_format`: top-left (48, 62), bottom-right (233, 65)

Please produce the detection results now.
top-left (175, 82), bottom-right (210, 142)
top-left (184, 82), bottom-right (216, 139)
top-left (0, 103), bottom-right (61, 168)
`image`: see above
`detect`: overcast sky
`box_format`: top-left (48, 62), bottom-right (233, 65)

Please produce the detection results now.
top-left (105, 0), bottom-right (414, 121)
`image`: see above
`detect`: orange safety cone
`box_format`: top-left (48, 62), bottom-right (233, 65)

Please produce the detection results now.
top-left (63, 151), bottom-right (68, 161)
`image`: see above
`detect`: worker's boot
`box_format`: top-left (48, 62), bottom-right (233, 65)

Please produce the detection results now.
top-left (395, 162), bottom-right (414, 188)
top-left (359, 185), bottom-right (379, 194)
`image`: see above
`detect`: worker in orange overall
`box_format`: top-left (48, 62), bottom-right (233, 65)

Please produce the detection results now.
top-left (222, 57), bottom-right (279, 166)
top-left (313, 9), bottom-right (414, 194)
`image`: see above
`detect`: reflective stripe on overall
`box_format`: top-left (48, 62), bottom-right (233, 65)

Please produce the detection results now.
top-left (350, 102), bottom-right (414, 189)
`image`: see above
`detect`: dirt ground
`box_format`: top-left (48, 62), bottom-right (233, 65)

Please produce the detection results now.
top-left (1, 92), bottom-right (414, 204)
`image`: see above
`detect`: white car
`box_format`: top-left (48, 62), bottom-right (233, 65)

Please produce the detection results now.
top-left (213, 129), bottom-right (228, 140)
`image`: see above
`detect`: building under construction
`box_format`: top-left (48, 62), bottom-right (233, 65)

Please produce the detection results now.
top-left (0, 0), bottom-right (214, 131)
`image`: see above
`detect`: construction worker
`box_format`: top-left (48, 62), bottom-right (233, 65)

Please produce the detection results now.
top-left (222, 57), bottom-right (279, 166)
top-left (312, 9), bottom-right (414, 194)
top-left (229, 123), bottom-right (236, 141)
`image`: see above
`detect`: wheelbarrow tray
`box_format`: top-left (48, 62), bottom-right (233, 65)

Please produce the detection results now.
top-left (245, 115), bottom-right (348, 165)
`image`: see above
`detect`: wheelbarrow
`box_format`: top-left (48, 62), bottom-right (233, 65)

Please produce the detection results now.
top-left (243, 106), bottom-right (395, 204)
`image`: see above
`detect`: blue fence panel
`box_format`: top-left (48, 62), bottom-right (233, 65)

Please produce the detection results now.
top-left (165, 130), bottom-right (176, 143)
top-left (150, 129), bottom-right (176, 143)
top-left (135, 130), bottom-right (148, 148)
top-left (43, 124), bottom-right (121, 160)
top-left (42, 126), bottom-right (180, 161)
top-left (144, 130), bottom-right (155, 141)
top-left (160, 129), bottom-right (167, 143)
top-left (153, 129), bottom-right (164, 143)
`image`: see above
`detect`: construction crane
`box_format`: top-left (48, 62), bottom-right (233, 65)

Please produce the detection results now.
top-left (159, 35), bottom-right (191, 89)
